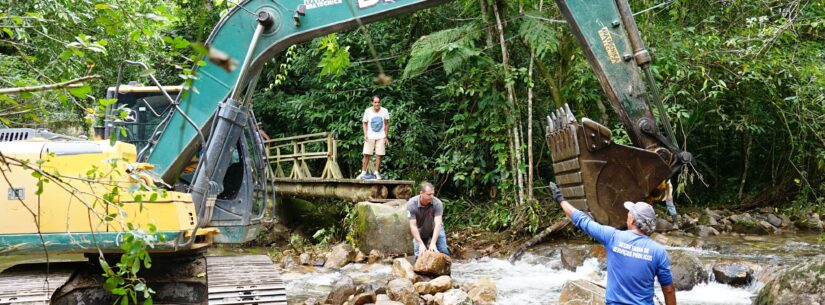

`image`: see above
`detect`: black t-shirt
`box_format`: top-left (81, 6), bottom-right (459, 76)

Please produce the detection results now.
top-left (406, 195), bottom-right (444, 242)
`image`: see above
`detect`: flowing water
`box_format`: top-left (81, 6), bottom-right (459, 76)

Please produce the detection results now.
top-left (281, 233), bottom-right (824, 305)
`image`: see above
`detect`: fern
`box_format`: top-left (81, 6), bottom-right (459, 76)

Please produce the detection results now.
top-left (402, 24), bottom-right (481, 79)
top-left (518, 13), bottom-right (558, 59)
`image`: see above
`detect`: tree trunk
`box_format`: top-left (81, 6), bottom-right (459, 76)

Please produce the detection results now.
top-left (492, 0), bottom-right (524, 206)
top-left (738, 132), bottom-right (752, 199)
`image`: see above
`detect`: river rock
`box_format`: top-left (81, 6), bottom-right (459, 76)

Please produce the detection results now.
top-left (698, 212), bottom-right (718, 227)
top-left (282, 252), bottom-right (300, 269)
top-left (729, 213), bottom-right (765, 234)
top-left (350, 292), bottom-right (376, 305)
top-left (354, 249), bottom-right (367, 263)
top-left (414, 251), bottom-right (452, 276)
top-left (795, 213), bottom-right (823, 232)
top-left (392, 258), bottom-right (416, 281)
top-left (324, 243), bottom-right (356, 269)
top-left (435, 289), bottom-right (471, 305)
top-left (692, 225), bottom-right (719, 237)
top-left (467, 278), bottom-right (496, 305)
top-left (754, 256), bottom-right (825, 305)
top-left (352, 202), bottom-right (414, 256)
top-left (779, 214), bottom-right (792, 229)
top-left (299, 252), bottom-right (312, 265)
top-left (375, 301), bottom-right (403, 305)
top-left (757, 220), bottom-right (779, 234)
top-left (325, 276), bottom-right (356, 305)
top-left (558, 279), bottom-right (605, 305)
top-left (302, 297), bottom-right (319, 305)
top-left (656, 218), bottom-right (674, 232)
top-left (668, 250), bottom-right (707, 290)
top-left (414, 275), bottom-right (452, 295)
top-left (766, 213), bottom-right (783, 227)
top-left (386, 278), bottom-right (418, 305)
top-left (368, 249), bottom-right (383, 264)
top-left (712, 261), bottom-right (754, 287)
top-left (561, 247), bottom-right (588, 271)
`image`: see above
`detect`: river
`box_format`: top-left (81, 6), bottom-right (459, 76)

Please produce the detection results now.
top-left (281, 232), bottom-right (823, 304)
top-left (1, 233), bottom-right (821, 304)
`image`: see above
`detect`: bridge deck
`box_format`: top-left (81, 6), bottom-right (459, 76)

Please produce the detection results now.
top-left (270, 178), bottom-right (415, 202)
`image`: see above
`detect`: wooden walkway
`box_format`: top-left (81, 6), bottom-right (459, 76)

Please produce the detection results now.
top-left (263, 132), bottom-right (414, 201)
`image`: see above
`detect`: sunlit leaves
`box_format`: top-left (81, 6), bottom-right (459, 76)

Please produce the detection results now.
top-left (317, 34), bottom-right (351, 76)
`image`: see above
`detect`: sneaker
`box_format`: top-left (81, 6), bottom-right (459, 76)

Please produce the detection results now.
top-left (374, 172), bottom-right (382, 180)
top-left (364, 172), bottom-right (376, 179)
top-left (356, 170), bottom-right (366, 179)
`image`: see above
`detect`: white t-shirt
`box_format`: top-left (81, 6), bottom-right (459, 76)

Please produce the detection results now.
top-left (362, 107), bottom-right (389, 140)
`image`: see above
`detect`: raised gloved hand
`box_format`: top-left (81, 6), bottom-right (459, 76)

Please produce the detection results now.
top-left (549, 182), bottom-right (566, 204)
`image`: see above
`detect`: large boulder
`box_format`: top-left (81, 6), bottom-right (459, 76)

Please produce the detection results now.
top-left (560, 248), bottom-right (588, 271)
top-left (386, 278), bottom-right (418, 305)
top-left (414, 251), bottom-right (452, 276)
top-left (558, 279), bottom-right (605, 305)
top-left (324, 243), bottom-right (356, 269)
top-left (711, 261), bottom-right (754, 287)
top-left (392, 258), bottom-right (416, 281)
top-left (467, 278), bottom-right (496, 305)
top-left (754, 256), bottom-right (825, 305)
top-left (325, 276), bottom-right (356, 305)
top-left (668, 250), bottom-right (707, 291)
top-left (352, 202), bottom-right (414, 256)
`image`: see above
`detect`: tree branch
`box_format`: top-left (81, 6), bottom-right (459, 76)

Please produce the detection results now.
top-left (0, 75), bottom-right (99, 94)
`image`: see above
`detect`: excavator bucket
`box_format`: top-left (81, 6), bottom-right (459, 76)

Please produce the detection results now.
top-left (547, 105), bottom-right (671, 228)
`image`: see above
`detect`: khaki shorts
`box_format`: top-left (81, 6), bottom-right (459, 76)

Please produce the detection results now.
top-left (363, 139), bottom-right (386, 156)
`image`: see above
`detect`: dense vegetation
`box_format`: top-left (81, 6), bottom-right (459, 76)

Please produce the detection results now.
top-left (2, 0), bottom-right (823, 233)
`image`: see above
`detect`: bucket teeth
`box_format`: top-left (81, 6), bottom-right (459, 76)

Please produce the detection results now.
top-left (547, 105), bottom-right (577, 135)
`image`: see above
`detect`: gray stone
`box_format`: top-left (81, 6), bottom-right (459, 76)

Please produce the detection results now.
top-left (712, 261), bottom-right (754, 287)
top-left (757, 220), bottom-right (779, 234)
top-left (655, 218), bottom-right (673, 232)
top-left (325, 276), bottom-right (356, 305)
top-left (387, 278), bottom-right (418, 305)
top-left (282, 253), bottom-right (300, 269)
top-left (352, 202), bottom-right (414, 256)
top-left (754, 256), bottom-right (825, 305)
top-left (560, 248), bottom-right (588, 271)
top-left (324, 243), bottom-right (356, 269)
top-left (299, 253), bottom-right (312, 265)
top-left (692, 225), bottom-right (718, 237)
top-left (558, 279), bottom-right (605, 305)
top-left (668, 250), bottom-right (707, 291)
top-left (766, 214), bottom-right (783, 227)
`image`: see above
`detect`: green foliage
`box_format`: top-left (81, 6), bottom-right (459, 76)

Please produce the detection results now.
top-left (317, 34), bottom-right (351, 76)
top-left (100, 226), bottom-right (158, 305)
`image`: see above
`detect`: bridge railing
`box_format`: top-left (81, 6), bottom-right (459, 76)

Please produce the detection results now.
top-left (263, 132), bottom-right (343, 180)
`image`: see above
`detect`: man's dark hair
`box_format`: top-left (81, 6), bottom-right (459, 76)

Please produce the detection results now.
top-left (633, 219), bottom-right (653, 235)
top-left (372, 95), bottom-right (380, 100)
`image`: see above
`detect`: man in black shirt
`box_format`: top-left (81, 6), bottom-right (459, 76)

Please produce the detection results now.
top-left (406, 182), bottom-right (450, 258)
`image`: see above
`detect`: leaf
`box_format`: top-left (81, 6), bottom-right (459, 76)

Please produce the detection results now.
top-left (1, 28), bottom-right (13, 37)
top-left (95, 4), bottom-right (111, 9)
top-left (403, 24), bottom-right (479, 79)
top-left (68, 84), bottom-right (92, 98)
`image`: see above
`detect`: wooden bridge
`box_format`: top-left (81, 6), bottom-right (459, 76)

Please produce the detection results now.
top-left (263, 132), bottom-right (414, 202)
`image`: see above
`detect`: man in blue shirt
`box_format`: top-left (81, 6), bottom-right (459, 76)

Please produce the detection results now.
top-left (549, 182), bottom-right (677, 305)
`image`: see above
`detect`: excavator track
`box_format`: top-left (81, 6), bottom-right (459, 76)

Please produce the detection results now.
top-left (0, 255), bottom-right (286, 305)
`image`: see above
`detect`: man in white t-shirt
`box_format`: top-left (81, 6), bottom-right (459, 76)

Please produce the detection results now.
top-left (357, 95), bottom-right (390, 180)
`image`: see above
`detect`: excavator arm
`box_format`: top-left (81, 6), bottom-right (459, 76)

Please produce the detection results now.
top-left (547, 0), bottom-right (692, 227)
top-left (143, 0), bottom-right (448, 182)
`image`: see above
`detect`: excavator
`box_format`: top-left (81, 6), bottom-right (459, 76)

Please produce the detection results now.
top-left (0, 0), bottom-right (689, 304)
